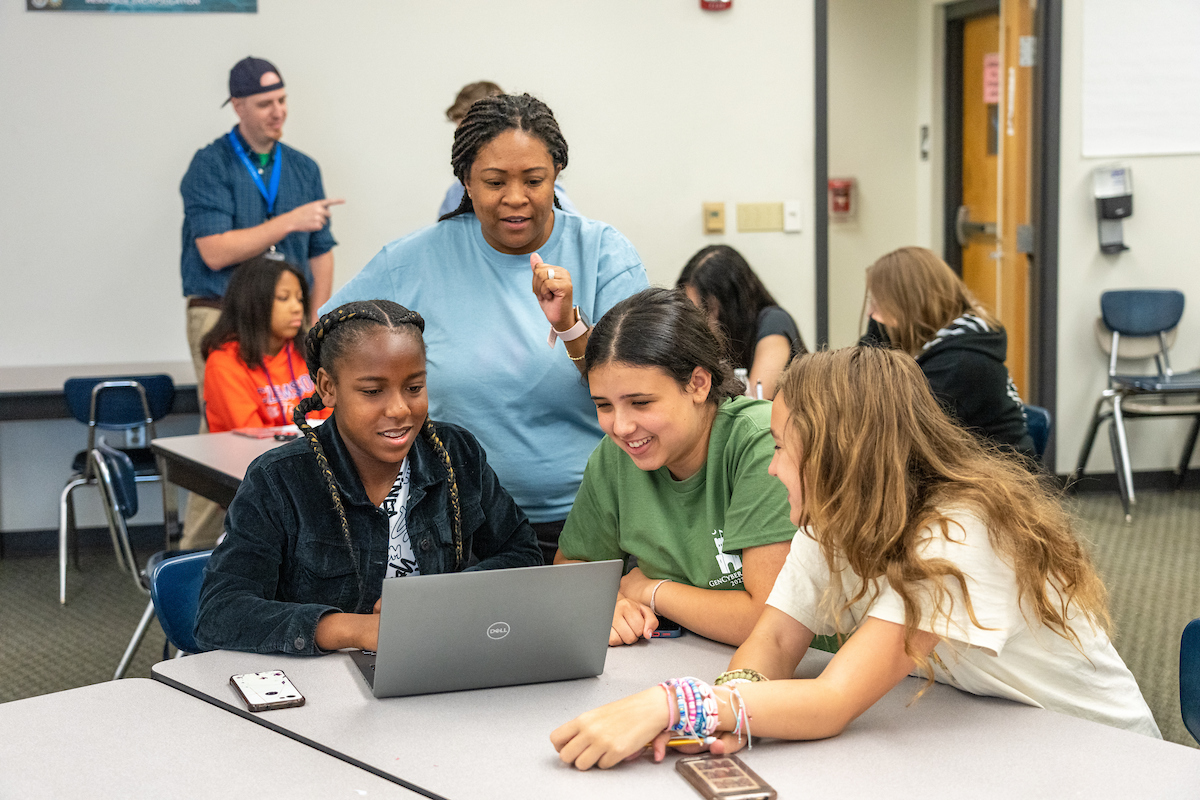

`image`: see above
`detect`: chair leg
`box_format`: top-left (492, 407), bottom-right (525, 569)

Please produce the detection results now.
top-left (67, 490), bottom-right (80, 570)
top-left (1073, 396), bottom-right (1110, 481)
top-left (1109, 423), bottom-right (1132, 523)
top-left (1111, 397), bottom-right (1137, 511)
top-left (59, 478), bottom-right (87, 605)
top-left (113, 600), bottom-right (156, 680)
top-left (1176, 415), bottom-right (1200, 490)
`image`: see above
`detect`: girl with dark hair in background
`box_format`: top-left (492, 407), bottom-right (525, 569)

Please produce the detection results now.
top-left (555, 288), bottom-right (796, 647)
top-left (677, 244), bottom-right (805, 400)
top-left (194, 300), bottom-right (542, 655)
top-left (200, 255), bottom-right (329, 434)
top-left (552, 347), bottom-right (1157, 772)
top-left (328, 94), bottom-right (648, 564)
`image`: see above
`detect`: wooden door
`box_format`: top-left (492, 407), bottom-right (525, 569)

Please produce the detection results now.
top-left (955, 2), bottom-right (1034, 395)
top-left (960, 13), bottom-right (1000, 317)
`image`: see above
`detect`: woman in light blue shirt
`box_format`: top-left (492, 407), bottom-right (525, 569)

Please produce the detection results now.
top-left (326, 94), bottom-right (648, 562)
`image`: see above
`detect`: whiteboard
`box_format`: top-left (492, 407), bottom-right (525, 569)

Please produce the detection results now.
top-left (1082, 0), bottom-right (1200, 157)
top-left (0, 0), bottom-right (816, 370)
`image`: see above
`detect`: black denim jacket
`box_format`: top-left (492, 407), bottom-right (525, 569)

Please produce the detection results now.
top-left (194, 415), bottom-right (543, 655)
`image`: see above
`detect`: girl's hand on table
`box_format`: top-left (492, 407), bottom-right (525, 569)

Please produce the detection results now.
top-left (550, 686), bottom-right (671, 770)
top-left (610, 593), bottom-right (658, 646)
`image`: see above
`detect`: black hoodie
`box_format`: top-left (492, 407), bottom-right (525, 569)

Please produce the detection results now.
top-left (862, 315), bottom-right (1035, 457)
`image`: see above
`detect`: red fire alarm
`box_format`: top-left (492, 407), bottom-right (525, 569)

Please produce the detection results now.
top-left (701, 0), bottom-right (732, 10)
top-left (828, 178), bottom-right (856, 222)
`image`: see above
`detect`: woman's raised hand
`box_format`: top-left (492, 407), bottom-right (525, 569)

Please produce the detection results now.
top-left (531, 252), bottom-right (575, 331)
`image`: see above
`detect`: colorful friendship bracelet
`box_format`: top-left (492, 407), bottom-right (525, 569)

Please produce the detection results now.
top-left (659, 677), bottom-right (720, 738)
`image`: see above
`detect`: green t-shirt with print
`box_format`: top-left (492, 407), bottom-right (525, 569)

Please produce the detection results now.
top-left (559, 396), bottom-right (796, 592)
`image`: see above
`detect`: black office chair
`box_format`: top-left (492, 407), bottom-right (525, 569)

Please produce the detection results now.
top-left (59, 375), bottom-right (175, 604)
top-left (1072, 290), bottom-right (1200, 521)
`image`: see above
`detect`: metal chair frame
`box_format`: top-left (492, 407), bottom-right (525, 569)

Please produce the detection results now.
top-left (93, 440), bottom-right (210, 680)
top-left (1073, 291), bottom-right (1200, 521)
top-left (59, 377), bottom-right (174, 604)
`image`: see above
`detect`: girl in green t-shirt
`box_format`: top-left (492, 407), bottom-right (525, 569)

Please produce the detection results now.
top-left (555, 288), bottom-right (797, 647)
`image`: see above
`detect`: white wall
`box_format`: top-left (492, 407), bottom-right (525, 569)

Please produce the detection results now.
top-left (826, 0), bottom-right (931, 348)
top-left (0, 0), bottom-right (816, 369)
top-left (0, 0), bottom-right (816, 531)
top-left (1054, 0), bottom-right (1200, 475)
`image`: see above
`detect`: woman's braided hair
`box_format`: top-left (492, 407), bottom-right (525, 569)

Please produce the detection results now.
top-left (292, 300), bottom-right (463, 610)
top-left (438, 93), bottom-right (568, 222)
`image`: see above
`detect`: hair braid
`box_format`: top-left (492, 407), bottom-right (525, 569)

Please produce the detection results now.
top-left (293, 300), bottom-right (440, 609)
top-left (438, 93), bottom-right (568, 222)
top-left (421, 418), bottom-right (463, 567)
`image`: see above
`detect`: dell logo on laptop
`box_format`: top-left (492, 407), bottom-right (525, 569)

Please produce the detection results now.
top-left (487, 622), bottom-right (511, 640)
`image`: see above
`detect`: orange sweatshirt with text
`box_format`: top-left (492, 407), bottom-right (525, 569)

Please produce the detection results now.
top-left (204, 340), bottom-right (331, 433)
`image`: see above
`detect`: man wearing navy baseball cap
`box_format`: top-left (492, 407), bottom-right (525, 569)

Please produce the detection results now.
top-left (177, 56), bottom-right (343, 548)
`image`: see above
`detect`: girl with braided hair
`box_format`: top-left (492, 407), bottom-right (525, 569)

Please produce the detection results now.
top-left (326, 93), bottom-right (648, 564)
top-left (195, 300), bottom-right (542, 655)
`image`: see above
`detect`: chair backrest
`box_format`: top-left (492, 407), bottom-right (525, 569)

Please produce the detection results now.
top-left (1181, 618), bottom-right (1200, 744)
top-left (1024, 405), bottom-right (1051, 460)
top-left (90, 442), bottom-right (141, 585)
top-left (91, 442), bottom-right (139, 519)
top-left (150, 549), bottom-right (213, 654)
top-left (64, 375), bottom-right (175, 430)
top-left (1093, 318), bottom-right (1177, 360)
top-left (1100, 290), bottom-right (1185, 337)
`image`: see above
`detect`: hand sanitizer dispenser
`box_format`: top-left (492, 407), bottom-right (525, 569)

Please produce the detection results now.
top-left (1093, 165), bottom-right (1133, 255)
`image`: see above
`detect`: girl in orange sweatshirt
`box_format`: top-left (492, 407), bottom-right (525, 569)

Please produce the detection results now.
top-left (201, 256), bottom-right (331, 433)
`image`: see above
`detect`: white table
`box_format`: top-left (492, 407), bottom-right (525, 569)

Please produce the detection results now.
top-left (0, 678), bottom-right (421, 799)
top-left (153, 635), bottom-right (1200, 799)
top-left (151, 431), bottom-right (286, 538)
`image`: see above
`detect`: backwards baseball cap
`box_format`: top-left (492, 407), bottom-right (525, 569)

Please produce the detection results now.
top-left (221, 56), bottom-right (284, 107)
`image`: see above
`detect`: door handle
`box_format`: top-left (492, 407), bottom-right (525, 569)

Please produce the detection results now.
top-left (956, 205), bottom-right (997, 247)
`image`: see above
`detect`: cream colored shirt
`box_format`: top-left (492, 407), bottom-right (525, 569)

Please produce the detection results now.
top-left (767, 510), bottom-right (1161, 738)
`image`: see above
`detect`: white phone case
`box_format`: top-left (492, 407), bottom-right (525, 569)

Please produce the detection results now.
top-left (229, 670), bottom-right (306, 712)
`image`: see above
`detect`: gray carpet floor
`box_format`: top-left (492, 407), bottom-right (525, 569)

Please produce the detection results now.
top-left (1, 489), bottom-right (1198, 747)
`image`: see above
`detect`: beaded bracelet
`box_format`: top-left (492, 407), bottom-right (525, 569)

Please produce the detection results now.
top-left (714, 668), bottom-right (769, 686)
top-left (659, 677), bottom-right (720, 738)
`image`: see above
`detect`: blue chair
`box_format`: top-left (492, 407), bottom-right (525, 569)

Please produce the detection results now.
top-left (1181, 618), bottom-right (1200, 745)
top-left (94, 441), bottom-right (211, 679)
top-left (1072, 290), bottom-right (1200, 521)
top-left (149, 549), bottom-right (212, 656)
top-left (59, 375), bottom-right (175, 604)
top-left (1024, 404), bottom-right (1052, 462)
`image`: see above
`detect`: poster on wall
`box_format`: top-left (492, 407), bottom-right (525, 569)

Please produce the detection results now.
top-left (27, 0), bottom-right (256, 12)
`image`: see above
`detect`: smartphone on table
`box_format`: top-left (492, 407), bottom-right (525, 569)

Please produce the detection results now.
top-left (676, 754), bottom-right (777, 799)
top-left (652, 615), bottom-right (684, 638)
top-left (229, 670), bottom-right (306, 712)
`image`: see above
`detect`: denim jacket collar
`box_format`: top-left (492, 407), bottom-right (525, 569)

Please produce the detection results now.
top-left (319, 414), bottom-right (446, 510)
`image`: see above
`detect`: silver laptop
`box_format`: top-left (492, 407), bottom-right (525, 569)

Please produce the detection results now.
top-left (349, 560), bottom-right (622, 697)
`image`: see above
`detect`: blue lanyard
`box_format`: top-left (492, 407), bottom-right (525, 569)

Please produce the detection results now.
top-left (227, 126), bottom-right (283, 216)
